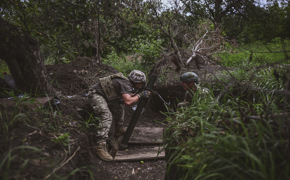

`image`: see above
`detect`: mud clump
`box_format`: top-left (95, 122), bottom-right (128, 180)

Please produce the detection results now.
top-left (46, 56), bottom-right (119, 96)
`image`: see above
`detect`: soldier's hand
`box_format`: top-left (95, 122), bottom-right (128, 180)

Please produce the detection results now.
top-left (137, 91), bottom-right (151, 99)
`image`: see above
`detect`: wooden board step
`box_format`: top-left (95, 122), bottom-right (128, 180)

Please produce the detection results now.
top-left (125, 127), bottom-right (163, 144)
top-left (114, 146), bottom-right (165, 161)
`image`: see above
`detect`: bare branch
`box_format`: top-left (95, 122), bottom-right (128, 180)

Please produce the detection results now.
top-left (186, 52), bottom-right (197, 65)
top-left (194, 28), bottom-right (208, 51)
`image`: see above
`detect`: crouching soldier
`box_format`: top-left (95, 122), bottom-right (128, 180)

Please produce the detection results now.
top-left (88, 70), bottom-right (150, 161)
top-left (177, 72), bottom-right (209, 108)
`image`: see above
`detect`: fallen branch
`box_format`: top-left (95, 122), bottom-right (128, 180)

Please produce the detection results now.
top-left (184, 22), bottom-right (225, 66)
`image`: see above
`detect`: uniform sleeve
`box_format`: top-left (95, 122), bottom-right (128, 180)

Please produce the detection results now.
top-left (119, 80), bottom-right (133, 95)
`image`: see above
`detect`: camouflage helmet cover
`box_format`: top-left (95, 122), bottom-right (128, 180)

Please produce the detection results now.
top-left (128, 70), bottom-right (146, 83)
top-left (180, 72), bottom-right (198, 82)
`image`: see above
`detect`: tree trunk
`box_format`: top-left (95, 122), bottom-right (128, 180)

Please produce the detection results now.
top-left (0, 18), bottom-right (53, 94)
top-left (214, 0), bottom-right (222, 29)
top-left (169, 35), bottom-right (184, 67)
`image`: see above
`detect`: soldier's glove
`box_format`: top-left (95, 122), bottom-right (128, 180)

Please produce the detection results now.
top-left (137, 90), bottom-right (150, 99)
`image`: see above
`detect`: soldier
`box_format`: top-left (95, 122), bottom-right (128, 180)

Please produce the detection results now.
top-left (177, 72), bottom-right (209, 108)
top-left (88, 70), bottom-right (150, 161)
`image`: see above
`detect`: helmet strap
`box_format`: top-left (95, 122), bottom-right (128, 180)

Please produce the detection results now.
top-left (130, 80), bottom-right (145, 89)
top-left (130, 80), bottom-right (136, 87)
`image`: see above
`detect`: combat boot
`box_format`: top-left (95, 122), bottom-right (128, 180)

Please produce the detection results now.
top-left (115, 125), bottom-right (126, 136)
top-left (107, 136), bottom-right (119, 151)
top-left (93, 142), bottom-right (113, 161)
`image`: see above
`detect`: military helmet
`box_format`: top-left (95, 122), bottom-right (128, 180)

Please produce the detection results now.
top-left (180, 72), bottom-right (198, 83)
top-left (128, 70), bottom-right (146, 83)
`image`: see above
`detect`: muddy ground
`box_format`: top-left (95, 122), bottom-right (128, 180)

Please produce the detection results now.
top-left (0, 54), bottom-right (219, 179)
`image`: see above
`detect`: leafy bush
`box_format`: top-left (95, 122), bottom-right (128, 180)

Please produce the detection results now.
top-left (102, 50), bottom-right (148, 76)
top-left (164, 89), bottom-right (290, 180)
top-left (128, 35), bottom-right (163, 71)
top-left (133, 40), bottom-right (163, 71)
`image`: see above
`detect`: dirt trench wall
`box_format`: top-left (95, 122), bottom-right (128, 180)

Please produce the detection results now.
top-left (150, 84), bottom-right (185, 112)
top-left (46, 57), bottom-right (119, 96)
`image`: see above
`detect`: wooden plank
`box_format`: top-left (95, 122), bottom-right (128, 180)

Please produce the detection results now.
top-left (125, 127), bottom-right (163, 144)
top-left (114, 147), bottom-right (165, 161)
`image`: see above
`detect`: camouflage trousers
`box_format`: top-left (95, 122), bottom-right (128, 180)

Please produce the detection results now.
top-left (88, 88), bottom-right (124, 143)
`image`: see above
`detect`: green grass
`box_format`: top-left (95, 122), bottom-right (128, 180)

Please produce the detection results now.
top-left (164, 88), bottom-right (289, 180)
top-left (163, 38), bottom-right (290, 179)
top-left (0, 60), bottom-right (10, 78)
top-left (220, 39), bottom-right (290, 68)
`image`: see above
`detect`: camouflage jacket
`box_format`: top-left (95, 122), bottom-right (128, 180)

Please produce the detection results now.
top-left (184, 85), bottom-right (210, 102)
top-left (99, 73), bottom-right (130, 101)
top-left (177, 85), bottom-right (210, 108)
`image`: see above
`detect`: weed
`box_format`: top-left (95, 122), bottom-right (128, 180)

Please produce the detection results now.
top-left (51, 133), bottom-right (70, 146)
top-left (0, 146), bottom-right (41, 180)
top-left (164, 84), bottom-right (290, 179)
top-left (80, 112), bottom-right (100, 132)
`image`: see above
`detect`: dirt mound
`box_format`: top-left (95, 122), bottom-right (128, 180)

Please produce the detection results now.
top-left (46, 57), bottom-right (119, 96)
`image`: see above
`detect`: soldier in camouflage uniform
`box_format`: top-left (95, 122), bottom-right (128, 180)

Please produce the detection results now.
top-left (177, 72), bottom-right (209, 108)
top-left (88, 70), bottom-right (150, 161)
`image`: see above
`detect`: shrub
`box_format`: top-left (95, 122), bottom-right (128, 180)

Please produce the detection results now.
top-left (164, 86), bottom-right (290, 180)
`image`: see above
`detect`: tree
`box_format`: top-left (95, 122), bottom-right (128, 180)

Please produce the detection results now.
top-left (144, 0), bottom-right (226, 71)
top-left (146, 0), bottom-right (186, 67)
top-left (0, 0), bottom-right (93, 93)
top-left (0, 0), bottom-right (149, 93)
top-left (221, 1), bottom-right (290, 43)
top-left (0, 17), bottom-right (53, 94)
top-left (181, 0), bottom-right (256, 29)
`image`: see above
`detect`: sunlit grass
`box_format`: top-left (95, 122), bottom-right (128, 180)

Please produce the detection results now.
top-left (102, 51), bottom-right (147, 76)
top-left (220, 39), bottom-right (290, 68)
